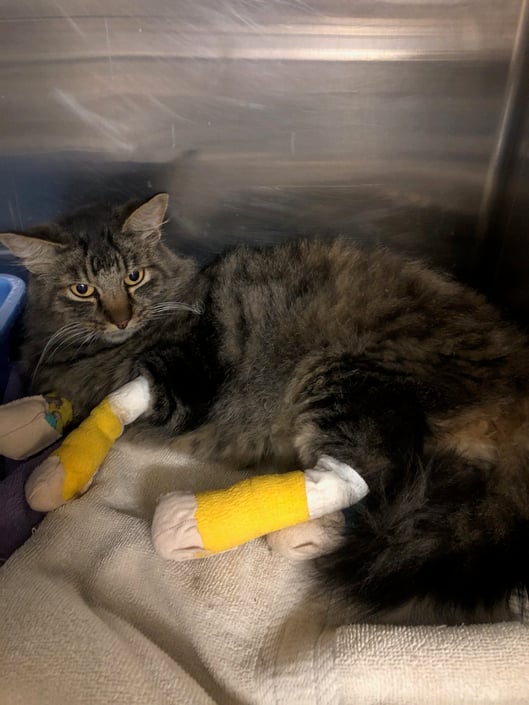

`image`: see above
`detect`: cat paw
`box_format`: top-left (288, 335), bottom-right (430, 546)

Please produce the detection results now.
top-left (25, 455), bottom-right (97, 512)
top-left (266, 510), bottom-right (345, 561)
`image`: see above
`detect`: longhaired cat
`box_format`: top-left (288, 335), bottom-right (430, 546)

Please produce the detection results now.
top-left (2, 193), bottom-right (529, 624)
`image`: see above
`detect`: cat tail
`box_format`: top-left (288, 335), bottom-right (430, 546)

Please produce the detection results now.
top-left (318, 451), bottom-right (529, 624)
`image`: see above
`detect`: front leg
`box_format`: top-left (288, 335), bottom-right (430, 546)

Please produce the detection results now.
top-left (137, 341), bottom-right (220, 434)
top-left (152, 455), bottom-right (369, 561)
top-left (25, 376), bottom-right (152, 511)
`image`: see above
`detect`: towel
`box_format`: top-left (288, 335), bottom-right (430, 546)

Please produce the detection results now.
top-left (1, 434), bottom-right (528, 705)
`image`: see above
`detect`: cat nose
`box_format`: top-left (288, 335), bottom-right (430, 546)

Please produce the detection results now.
top-left (103, 299), bottom-right (132, 330)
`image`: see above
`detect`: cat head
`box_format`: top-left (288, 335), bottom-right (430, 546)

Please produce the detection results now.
top-left (0, 193), bottom-right (199, 349)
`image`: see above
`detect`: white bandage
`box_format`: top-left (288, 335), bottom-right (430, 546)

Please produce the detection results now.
top-left (107, 376), bottom-right (152, 426)
top-left (304, 455), bottom-right (369, 519)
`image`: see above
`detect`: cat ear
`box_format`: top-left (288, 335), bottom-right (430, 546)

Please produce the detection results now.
top-left (0, 232), bottom-right (65, 273)
top-left (122, 193), bottom-right (169, 242)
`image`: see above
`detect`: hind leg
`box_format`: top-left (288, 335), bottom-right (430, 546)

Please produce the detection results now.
top-left (267, 356), bottom-right (427, 560)
top-left (266, 509), bottom-right (346, 560)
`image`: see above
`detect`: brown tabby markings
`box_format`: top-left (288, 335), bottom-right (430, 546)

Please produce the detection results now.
top-left (434, 400), bottom-right (529, 482)
top-left (2, 194), bottom-right (529, 622)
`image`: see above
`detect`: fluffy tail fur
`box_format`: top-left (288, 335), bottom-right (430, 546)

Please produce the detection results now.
top-left (320, 451), bottom-right (529, 624)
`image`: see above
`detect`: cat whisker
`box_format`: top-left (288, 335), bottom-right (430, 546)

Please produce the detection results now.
top-left (148, 301), bottom-right (204, 316)
top-left (32, 322), bottom-right (83, 369)
top-left (72, 331), bottom-right (98, 357)
top-left (145, 310), bottom-right (202, 322)
top-left (31, 323), bottom-right (92, 385)
top-left (145, 313), bottom-right (182, 321)
top-left (61, 328), bottom-right (97, 354)
top-left (38, 333), bottom-right (87, 369)
top-left (149, 301), bottom-right (201, 310)
top-left (48, 327), bottom-right (89, 354)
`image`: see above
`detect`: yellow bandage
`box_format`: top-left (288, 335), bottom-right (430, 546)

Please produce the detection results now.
top-left (152, 457), bottom-right (369, 562)
top-left (194, 471), bottom-right (310, 554)
top-left (57, 398), bottom-right (123, 500)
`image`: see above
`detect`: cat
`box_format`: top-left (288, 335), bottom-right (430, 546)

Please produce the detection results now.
top-left (2, 193), bottom-right (529, 625)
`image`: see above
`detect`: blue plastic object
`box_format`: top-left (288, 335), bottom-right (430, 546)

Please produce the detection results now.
top-left (0, 274), bottom-right (26, 401)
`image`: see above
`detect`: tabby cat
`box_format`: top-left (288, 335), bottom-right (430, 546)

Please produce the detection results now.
top-left (2, 193), bottom-right (529, 624)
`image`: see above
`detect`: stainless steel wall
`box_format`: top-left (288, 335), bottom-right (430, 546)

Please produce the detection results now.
top-left (1, 1), bottom-right (528, 316)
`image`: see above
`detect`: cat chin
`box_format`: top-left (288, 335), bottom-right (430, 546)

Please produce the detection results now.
top-left (101, 328), bottom-right (137, 344)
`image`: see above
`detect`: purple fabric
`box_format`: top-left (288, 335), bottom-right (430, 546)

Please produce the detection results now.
top-left (0, 448), bottom-right (56, 562)
top-left (0, 365), bottom-right (55, 562)
top-left (2, 361), bottom-right (23, 406)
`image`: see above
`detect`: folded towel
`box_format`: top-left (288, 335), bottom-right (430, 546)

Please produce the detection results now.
top-left (1, 435), bottom-right (528, 705)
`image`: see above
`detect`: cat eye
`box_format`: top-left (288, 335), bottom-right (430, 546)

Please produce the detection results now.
top-left (69, 283), bottom-right (95, 298)
top-left (124, 269), bottom-right (145, 286)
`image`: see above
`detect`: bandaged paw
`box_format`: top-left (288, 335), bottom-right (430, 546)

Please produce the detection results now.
top-left (0, 394), bottom-right (72, 460)
top-left (151, 456), bottom-right (368, 561)
top-left (266, 511), bottom-right (346, 561)
top-left (25, 376), bottom-right (151, 512)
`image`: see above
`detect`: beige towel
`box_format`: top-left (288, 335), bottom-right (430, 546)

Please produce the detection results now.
top-left (1, 436), bottom-right (528, 705)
